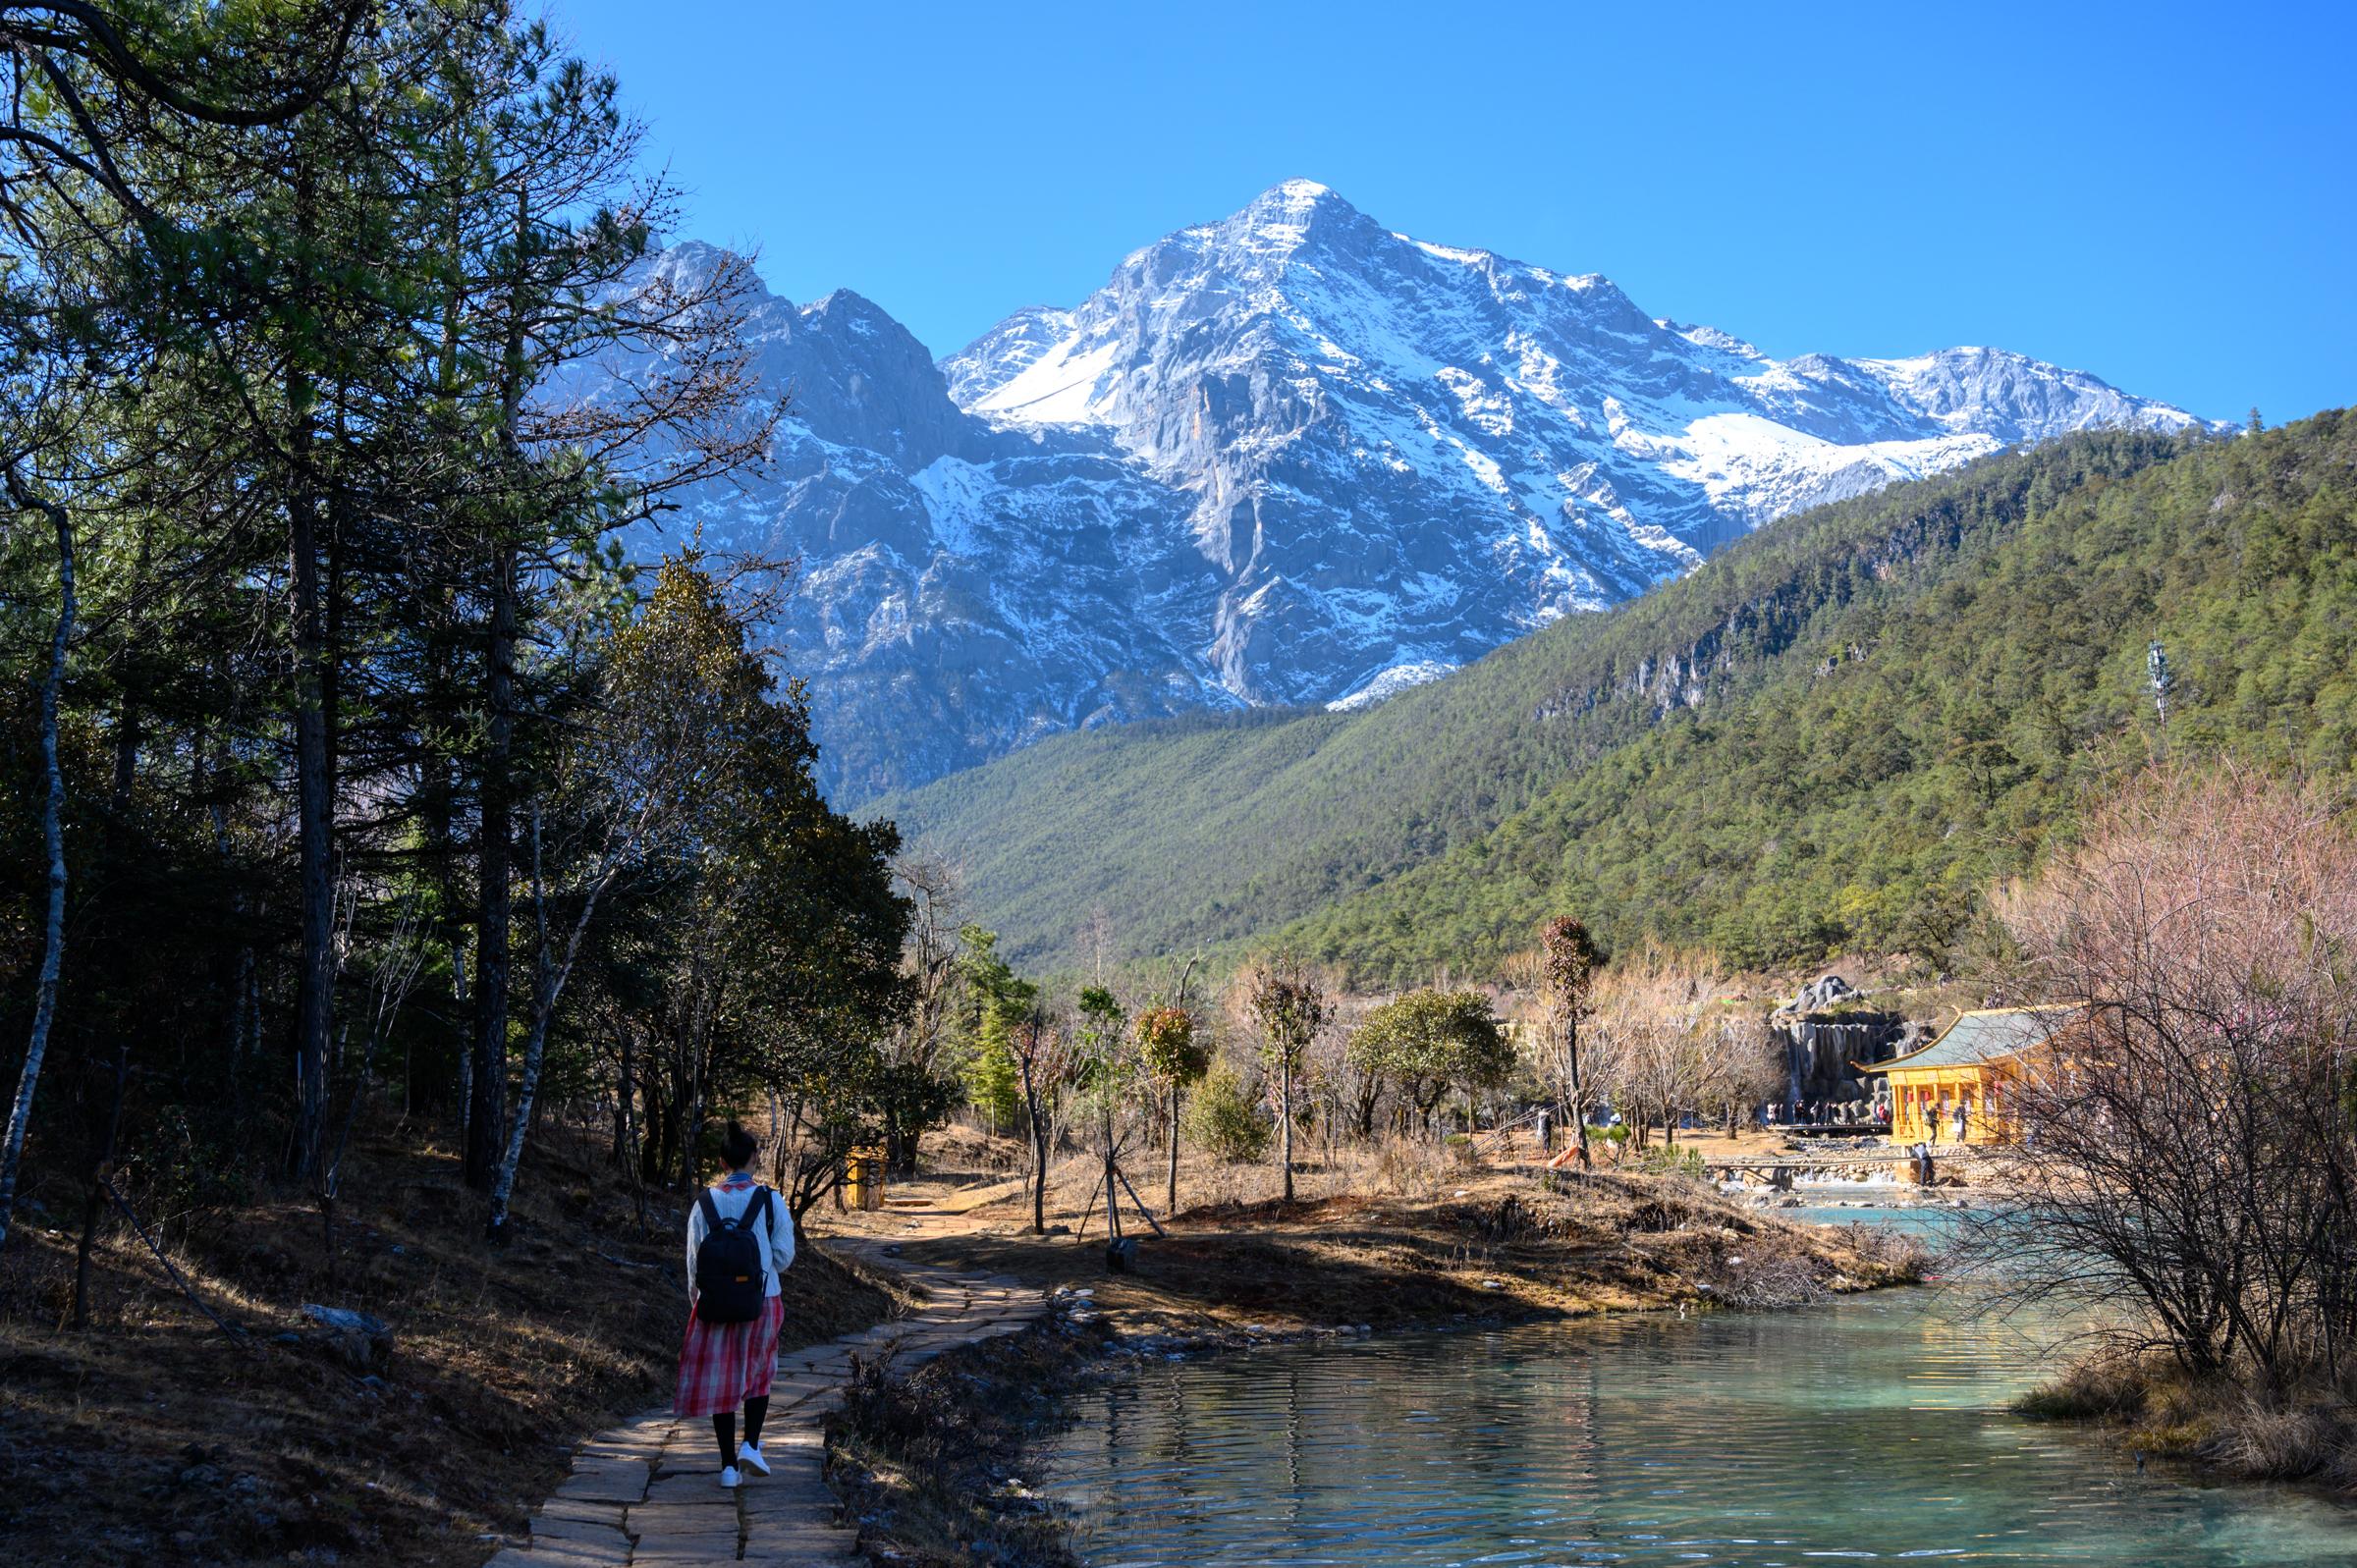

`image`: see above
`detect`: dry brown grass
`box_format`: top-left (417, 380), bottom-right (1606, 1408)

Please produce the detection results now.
top-left (0, 1117), bottom-right (896, 1568)
top-left (2017, 1350), bottom-right (2357, 1490)
top-left (870, 1151), bottom-right (1919, 1339)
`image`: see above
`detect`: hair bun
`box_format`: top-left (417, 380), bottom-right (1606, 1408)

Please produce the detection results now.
top-left (720, 1120), bottom-right (759, 1171)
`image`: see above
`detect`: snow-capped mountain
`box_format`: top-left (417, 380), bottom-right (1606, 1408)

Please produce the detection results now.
top-left (634, 247), bottom-right (1231, 801)
top-left (648, 183), bottom-right (2218, 800)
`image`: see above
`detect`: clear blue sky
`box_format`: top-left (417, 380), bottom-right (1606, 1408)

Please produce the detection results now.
top-left (554, 0), bottom-right (2352, 423)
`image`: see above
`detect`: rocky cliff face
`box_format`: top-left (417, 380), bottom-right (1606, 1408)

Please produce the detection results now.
top-left (643, 186), bottom-right (2218, 801)
top-left (640, 247), bottom-right (1231, 801)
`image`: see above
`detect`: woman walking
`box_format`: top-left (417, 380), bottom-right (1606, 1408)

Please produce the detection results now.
top-left (677, 1120), bottom-right (795, 1487)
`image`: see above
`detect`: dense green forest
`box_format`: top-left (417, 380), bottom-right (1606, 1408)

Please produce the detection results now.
top-left (0, 2), bottom-right (919, 1259)
top-left (885, 412), bottom-right (2357, 982)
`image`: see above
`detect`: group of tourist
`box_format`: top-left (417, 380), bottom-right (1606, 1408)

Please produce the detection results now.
top-left (1762, 1098), bottom-right (1891, 1129)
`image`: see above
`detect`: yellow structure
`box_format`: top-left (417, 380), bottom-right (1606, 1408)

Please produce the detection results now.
top-left (842, 1146), bottom-right (888, 1212)
top-left (1862, 1005), bottom-right (2075, 1147)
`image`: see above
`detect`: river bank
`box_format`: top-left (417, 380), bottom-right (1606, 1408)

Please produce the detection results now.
top-left (2018, 1351), bottom-right (2357, 1493)
top-left (824, 1169), bottom-right (1925, 1566)
top-left (860, 1168), bottom-right (1925, 1334)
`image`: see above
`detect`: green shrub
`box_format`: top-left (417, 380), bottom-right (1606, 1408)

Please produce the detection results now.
top-left (1184, 1064), bottom-right (1272, 1163)
top-left (1636, 1144), bottom-right (1703, 1178)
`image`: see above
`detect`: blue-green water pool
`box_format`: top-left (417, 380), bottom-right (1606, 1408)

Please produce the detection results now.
top-left (1045, 1215), bottom-right (2354, 1565)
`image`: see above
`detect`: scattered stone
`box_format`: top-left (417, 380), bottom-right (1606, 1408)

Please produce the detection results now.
top-left (301, 1304), bottom-right (389, 1335)
top-left (301, 1305), bottom-right (394, 1371)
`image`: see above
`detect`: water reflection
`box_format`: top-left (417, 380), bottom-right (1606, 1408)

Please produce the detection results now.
top-left (1049, 1285), bottom-right (2356, 1566)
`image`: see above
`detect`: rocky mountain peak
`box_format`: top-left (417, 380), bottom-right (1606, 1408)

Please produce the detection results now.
top-left (1216, 177), bottom-right (1373, 253)
top-left (631, 189), bottom-right (2221, 802)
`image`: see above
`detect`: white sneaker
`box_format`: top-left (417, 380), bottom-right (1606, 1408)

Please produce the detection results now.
top-left (737, 1442), bottom-right (771, 1477)
top-left (718, 1465), bottom-right (740, 1489)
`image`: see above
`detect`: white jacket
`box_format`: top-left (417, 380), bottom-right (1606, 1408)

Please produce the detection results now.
top-left (685, 1177), bottom-right (795, 1300)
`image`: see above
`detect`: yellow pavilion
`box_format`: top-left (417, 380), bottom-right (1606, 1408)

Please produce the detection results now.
top-left (1861, 1005), bottom-right (2076, 1147)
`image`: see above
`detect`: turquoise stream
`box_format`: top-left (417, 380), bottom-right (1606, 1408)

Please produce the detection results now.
top-left (1044, 1211), bottom-right (2357, 1566)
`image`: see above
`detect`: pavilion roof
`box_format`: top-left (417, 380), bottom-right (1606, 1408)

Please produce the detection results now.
top-left (1861, 1005), bottom-right (2077, 1074)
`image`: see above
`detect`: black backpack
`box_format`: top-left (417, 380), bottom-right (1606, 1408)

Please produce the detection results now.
top-left (693, 1186), bottom-right (772, 1325)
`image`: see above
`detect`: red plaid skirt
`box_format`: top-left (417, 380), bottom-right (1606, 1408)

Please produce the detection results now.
top-left (674, 1293), bottom-right (785, 1418)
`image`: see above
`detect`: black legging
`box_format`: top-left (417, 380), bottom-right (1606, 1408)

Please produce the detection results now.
top-left (713, 1395), bottom-right (770, 1468)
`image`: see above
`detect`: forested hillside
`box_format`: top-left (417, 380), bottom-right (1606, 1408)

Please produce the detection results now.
top-left (0, 13), bottom-right (919, 1560)
top-left (886, 412), bottom-right (2357, 980)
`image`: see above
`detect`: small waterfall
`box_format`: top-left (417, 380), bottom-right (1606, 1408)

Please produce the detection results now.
top-left (1767, 976), bottom-right (1911, 1120)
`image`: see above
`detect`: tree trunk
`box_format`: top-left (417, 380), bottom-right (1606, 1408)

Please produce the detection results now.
top-left (1030, 1117), bottom-right (1049, 1234)
top-left (1565, 1015), bottom-right (1591, 1169)
top-left (640, 1071), bottom-right (672, 1188)
top-left (1279, 1054), bottom-right (1295, 1205)
top-left (487, 807), bottom-right (624, 1239)
top-left (276, 154), bottom-right (340, 1182)
top-left (1166, 1086), bottom-right (1181, 1215)
top-left (471, 188), bottom-right (540, 1191)
top-left (466, 538), bottom-right (517, 1190)
top-left (288, 405), bottom-right (336, 1182)
top-left (612, 1017), bottom-right (634, 1167)
top-left (72, 1042), bottom-right (131, 1330)
top-left (1102, 1102), bottom-right (1123, 1245)
top-left (0, 478), bottom-right (75, 1250)
top-left (683, 1053), bottom-right (706, 1191)
top-left (484, 803), bottom-right (553, 1239)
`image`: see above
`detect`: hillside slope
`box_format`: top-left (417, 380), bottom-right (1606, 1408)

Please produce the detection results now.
top-left (881, 413), bottom-right (2356, 980)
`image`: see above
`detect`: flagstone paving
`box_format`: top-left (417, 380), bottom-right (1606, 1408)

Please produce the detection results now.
top-left (487, 1244), bottom-right (1044, 1567)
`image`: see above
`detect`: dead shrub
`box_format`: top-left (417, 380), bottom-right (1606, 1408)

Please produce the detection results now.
top-left (2014, 1353), bottom-right (2162, 1422)
top-left (2206, 1402), bottom-right (2348, 1481)
top-left (1369, 1137), bottom-right (1446, 1201)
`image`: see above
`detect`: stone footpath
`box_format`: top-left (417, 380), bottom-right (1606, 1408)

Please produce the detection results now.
top-left (487, 1246), bottom-right (1043, 1568)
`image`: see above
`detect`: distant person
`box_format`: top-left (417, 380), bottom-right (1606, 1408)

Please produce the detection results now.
top-left (1954, 1102), bottom-right (1970, 1144)
top-left (678, 1120), bottom-right (795, 1488)
top-left (1536, 1108), bottom-right (1551, 1154)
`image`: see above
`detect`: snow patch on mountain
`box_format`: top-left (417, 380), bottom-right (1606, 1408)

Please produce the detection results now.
top-left (1328, 659), bottom-right (1460, 711)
